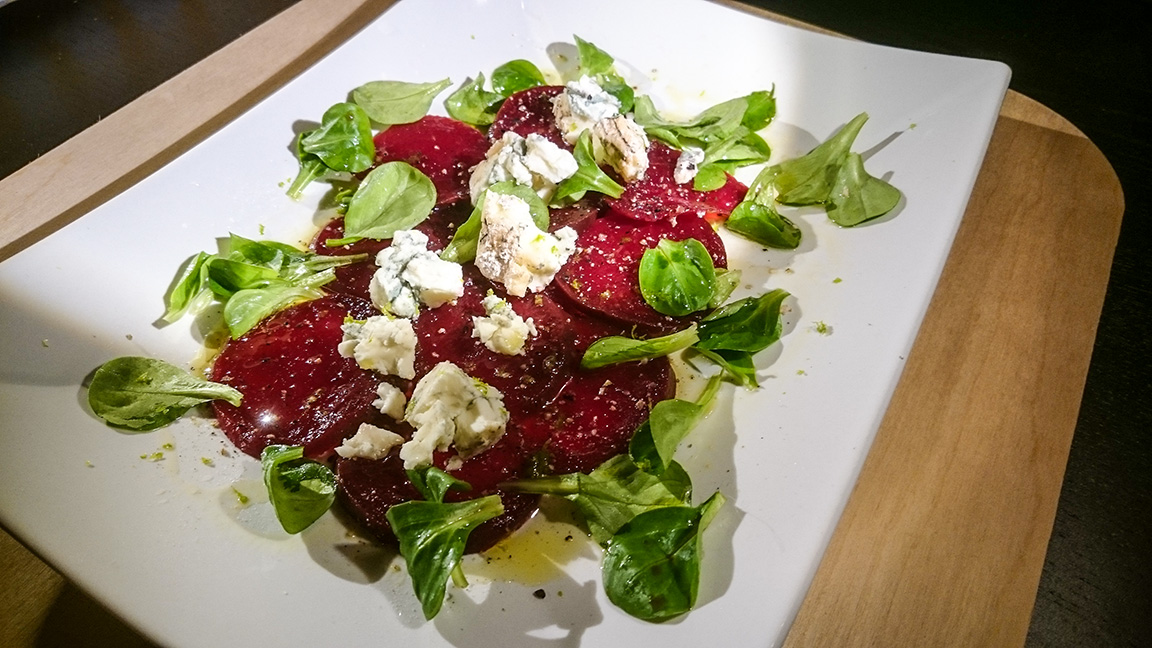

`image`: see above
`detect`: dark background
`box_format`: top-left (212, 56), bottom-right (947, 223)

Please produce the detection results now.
top-left (1, 0), bottom-right (1148, 646)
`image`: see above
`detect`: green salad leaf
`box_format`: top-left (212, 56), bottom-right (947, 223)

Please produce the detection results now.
top-left (697, 289), bottom-right (789, 353)
top-left (503, 455), bottom-right (692, 545)
top-left (826, 151), bottom-right (902, 226)
top-left (490, 59), bottom-right (546, 96)
top-left (351, 78), bottom-right (451, 125)
top-left (773, 113), bottom-right (870, 205)
top-left (725, 200), bottom-right (801, 249)
top-left (709, 268), bottom-right (741, 309)
top-left (287, 102), bottom-right (375, 199)
top-left (206, 257), bottom-right (281, 297)
top-left (407, 466), bottom-right (472, 503)
top-left (223, 284), bottom-right (328, 339)
top-left (630, 374), bottom-right (722, 475)
top-left (633, 90), bottom-right (775, 187)
top-left (581, 324), bottom-right (699, 370)
top-left (573, 35), bottom-right (633, 112)
top-left (386, 468), bottom-right (503, 619)
top-left (551, 130), bottom-right (625, 205)
top-left (163, 251), bottom-right (214, 323)
top-left (325, 161), bottom-right (437, 245)
top-left (602, 491), bottom-right (725, 621)
top-left (444, 72), bottom-right (504, 126)
top-left (261, 445), bottom-right (337, 534)
top-left (638, 238), bottom-right (717, 317)
top-left (88, 357), bottom-right (241, 431)
top-left (163, 236), bottom-right (363, 337)
top-left (688, 347), bottom-right (760, 389)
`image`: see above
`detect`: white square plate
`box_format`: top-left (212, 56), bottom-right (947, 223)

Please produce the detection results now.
top-left (0, 1), bottom-right (1008, 646)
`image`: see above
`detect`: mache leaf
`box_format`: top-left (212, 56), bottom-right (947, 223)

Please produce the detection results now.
top-left (88, 357), bottom-right (241, 431)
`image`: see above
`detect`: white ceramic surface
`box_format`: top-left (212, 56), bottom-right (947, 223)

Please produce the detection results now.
top-left (0, 1), bottom-right (1009, 646)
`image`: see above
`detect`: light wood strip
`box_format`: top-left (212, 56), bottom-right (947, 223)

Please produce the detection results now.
top-left (783, 92), bottom-right (1123, 647)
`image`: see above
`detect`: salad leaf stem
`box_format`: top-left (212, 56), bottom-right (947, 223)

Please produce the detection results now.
top-left (581, 324), bottom-right (699, 370)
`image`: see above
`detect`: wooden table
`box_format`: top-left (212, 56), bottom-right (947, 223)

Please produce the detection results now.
top-left (0, 1), bottom-right (1126, 645)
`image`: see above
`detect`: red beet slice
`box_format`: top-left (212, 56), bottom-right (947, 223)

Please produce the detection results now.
top-left (547, 196), bottom-right (602, 235)
top-left (488, 85), bottom-right (568, 148)
top-left (209, 294), bottom-right (382, 459)
top-left (556, 212), bottom-right (727, 334)
top-left (412, 267), bottom-right (627, 422)
top-left (337, 450), bottom-right (540, 553)
top-left (337, 409), bottom-right (542, 553)
top-left (373, 115), bottom-right (488, 206)
top-left (518, 359), bottom-right (675, 475)
top-left (606, 142), bottom-right (748, 222)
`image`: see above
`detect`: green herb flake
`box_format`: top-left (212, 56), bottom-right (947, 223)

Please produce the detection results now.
top-left (232, 487), bottom-right (250, 506)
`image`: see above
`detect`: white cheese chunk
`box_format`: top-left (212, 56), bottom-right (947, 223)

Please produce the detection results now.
top-left (372, 382), bottom-right (407, 420)
top-left (592, 114), bottom-right (650, 183)
top-left (335, 423), bottom-right (404, 460)
top-left (472, 294), bottom-right (538, 355)
top-left (475, 192), bottom-right (577, 297)
top-left (399, 362), bottom-right (509, 470)
top-left (674, 146), bottom-right (706, 185)
top-left (369, 229), bottom-right (463, 318)
top-left (468, 131), bottom-right (578, 204)
top-left (338, 315), bottom-right (417, 379)
top-left (551, 75), bottom-right (621, 144)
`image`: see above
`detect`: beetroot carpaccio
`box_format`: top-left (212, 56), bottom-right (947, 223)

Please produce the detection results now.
top-left (123, 36), bottom-right (808, 623)
top-left (210, 93), bottom-right (735, 550)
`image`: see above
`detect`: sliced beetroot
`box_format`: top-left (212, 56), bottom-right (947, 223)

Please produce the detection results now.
top-left (555, 212), bottom-right (727, 334)
top-left (336, 434), bottom-right (540, 553)
top-left (606, 141), bottom-right (748, 222)
top-left (547, 195), bottom-right (602, 235)
top-left (517, 358), bottom-right (675, 475)
top-left (309, 202), bottom-right (473, 301)
top-left (488, 85), bottom-right (567, 148)
top-left (412, 267), bottom-right (625, 422)
top-left (373, 115), bottom-right (488, 206)
top-left (209, 294), bottom-right (383, 459)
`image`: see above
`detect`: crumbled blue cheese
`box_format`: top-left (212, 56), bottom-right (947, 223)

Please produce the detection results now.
top-left (468, 131), bottom-right (578, 204)
top-left (552, 75), bottom-right (621, 144)
top-left (338, 315), bottom-right (417, 379)
top-left (674, 146), bottom-right (706, 184)
top-left (335, 423), bottom-right (404, 460)
top-left (592, 114), bottom-right (650, 183)
top-left (369, 229), bottom-right (463, 318)
top-left (372, 381), bottom-right (407, 419)
top-left (472, 294), bottom-right (537, 355)
top-left (399, 362), bottom-right (509, 470)
top-left (475, 192), bottom-right (577, 297)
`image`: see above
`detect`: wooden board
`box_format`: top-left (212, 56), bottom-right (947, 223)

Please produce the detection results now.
top-left (0, 1), bottom-right (1124, 646)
